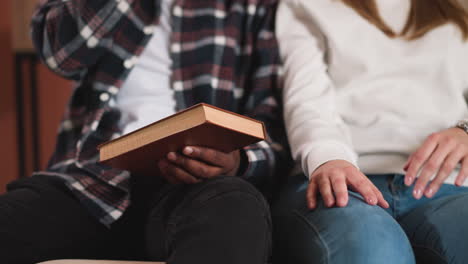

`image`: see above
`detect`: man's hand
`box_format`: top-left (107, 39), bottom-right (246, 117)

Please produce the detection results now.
top-left (157, 146), bottom-right (241, 184)
top-left (307, 160), bottom-right (389, 209)
top-left (404, 127), bottom-right (468, 199)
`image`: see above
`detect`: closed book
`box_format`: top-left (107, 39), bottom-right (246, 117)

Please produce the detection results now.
top-left (98, 103), bottom-right (266, 176)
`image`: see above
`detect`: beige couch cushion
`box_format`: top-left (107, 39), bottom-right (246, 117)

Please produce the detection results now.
top-left (37, 260), bottom-right (164, 264)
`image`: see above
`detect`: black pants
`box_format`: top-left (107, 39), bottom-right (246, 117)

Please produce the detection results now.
top-left (0, 175), bottom-right (271, 264)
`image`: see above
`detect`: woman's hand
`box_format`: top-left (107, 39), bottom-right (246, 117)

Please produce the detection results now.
top-left (157, 146), bottom-right (241, 184)
top-left (404, 127), bottom-right (468, 199)
top-left (307, 160), bottom-right (389, 209)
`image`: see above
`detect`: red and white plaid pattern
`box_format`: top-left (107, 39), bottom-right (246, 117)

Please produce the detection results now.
top-left (31, 0), bottom-right (289, 225)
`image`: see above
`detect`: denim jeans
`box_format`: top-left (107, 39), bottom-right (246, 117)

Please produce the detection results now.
top-left (272, 173), bottom-right (468, 264)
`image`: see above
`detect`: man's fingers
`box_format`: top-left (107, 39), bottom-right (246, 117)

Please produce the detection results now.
top-left (183, 146), bottom-right (230, 167)
top-left (158, 159), bottom-right (200, 184)
top-left (405, 134), bottom-right (439, 185)
top-left (163, 173), bottom-right (181, 184)
top-left (413, 143), bottom-right (453, 199)
top-left (330, 174), bottom-right (348, 207)
top-left (158, 159), bottom-right (182, 184)
top-left (426, 147), bottom-right (464, 197)
top-left (167, 152), bottom-right (222, 178)
top-left (168, 164), bottom-right (201, 184)
top-left (307, 180), bottom-right (318, 209)
top-left (318, 176), bottom-right (335, 207)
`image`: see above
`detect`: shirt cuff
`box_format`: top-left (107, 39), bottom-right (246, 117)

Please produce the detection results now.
top-left (240, 140), bottom-right (274, 180)
top-left (303, 142), bottom-right (358, 179)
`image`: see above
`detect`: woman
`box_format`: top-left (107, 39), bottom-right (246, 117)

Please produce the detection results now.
top-left (273, 0), bottom-right (468, 263)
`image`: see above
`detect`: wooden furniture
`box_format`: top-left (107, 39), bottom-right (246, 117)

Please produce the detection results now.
top-left (12, 0), bottom-right (36, 52)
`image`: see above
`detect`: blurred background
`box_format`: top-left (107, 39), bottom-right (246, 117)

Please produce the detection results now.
top-left (0, 0), bottom-right (72, 192)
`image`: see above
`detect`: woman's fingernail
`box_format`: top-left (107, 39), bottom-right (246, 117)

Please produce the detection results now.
top-left (184, 147), bottom-right (193, 155)
top-left (405, 177), bottom-right (413, 185)
top-left (456, 176), bottom-right (466, 186)
top-left (367, 198), bottom-right (375, 205)
top-left (338, 198), bottom-right (346, 207)
top-left (413, 189), bottom-right (422, 199)
top-left (425, 188), bottom-right (434, 197)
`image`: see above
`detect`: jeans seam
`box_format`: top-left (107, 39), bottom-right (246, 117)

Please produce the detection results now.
top-left (386, 174), bottom-right (399, 218)
top-left (411, 243), bottom-right (448, 264)
top-left (292, 210), bottom-right (330, 264)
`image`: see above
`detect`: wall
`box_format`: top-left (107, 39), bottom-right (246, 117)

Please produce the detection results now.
top-left (0, 1), bottom-right (17, 192)
top-left (0, 1), bottom-right (72, 192)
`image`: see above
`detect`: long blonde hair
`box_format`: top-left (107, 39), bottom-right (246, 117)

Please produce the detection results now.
top-left (342, 0), bottom-right (468, 40)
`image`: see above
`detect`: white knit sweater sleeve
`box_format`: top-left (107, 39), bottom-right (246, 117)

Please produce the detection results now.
top-left (277, 0), bottom-right (358, 178)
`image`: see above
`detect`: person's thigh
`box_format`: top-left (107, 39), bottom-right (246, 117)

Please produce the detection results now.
top-left (399, 186), bottom-right (468, 264)
top-left (144, 176), bottom-right (272, 264)
top-left (0, 176), bottom-right (121, 264)
top-left (272, 174), bottom-right (415, 264)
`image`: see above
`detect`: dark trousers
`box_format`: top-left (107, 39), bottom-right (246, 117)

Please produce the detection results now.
top-left (0, 175), bottom-right (271, 264)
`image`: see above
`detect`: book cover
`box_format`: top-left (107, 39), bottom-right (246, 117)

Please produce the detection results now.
top-left (98, 103), bottom-right (265, 176)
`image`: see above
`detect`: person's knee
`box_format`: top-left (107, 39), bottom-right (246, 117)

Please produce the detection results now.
top-left (274, 194), bottom-right (415, 264)
top-left (330, 209), bottom-right (414, 264)
top-left (147, 177), bottom-right (270, 228)
top-left (146, 176), bottom-right (271, 231)
top-left (179, 176), bottom-right (270, 221)
top-left (145, 176), bottom-right (271, 262)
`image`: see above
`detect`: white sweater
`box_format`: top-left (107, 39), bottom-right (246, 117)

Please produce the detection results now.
top-left (277, 0), bottom-right (468, 185)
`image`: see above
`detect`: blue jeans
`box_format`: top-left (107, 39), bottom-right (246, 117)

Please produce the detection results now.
top-left (272, 174), bottom-right (468, 264)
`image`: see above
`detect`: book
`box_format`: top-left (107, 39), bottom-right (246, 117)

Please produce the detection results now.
top-left (98, 103), bottom-right (266, 176)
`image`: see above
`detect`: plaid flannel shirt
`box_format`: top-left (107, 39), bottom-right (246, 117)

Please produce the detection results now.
top-left (31, 0), bottom-right (289, 226)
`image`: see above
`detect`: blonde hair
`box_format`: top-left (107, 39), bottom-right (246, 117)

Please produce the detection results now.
top-left (341, 0), bottom-right (468, 40)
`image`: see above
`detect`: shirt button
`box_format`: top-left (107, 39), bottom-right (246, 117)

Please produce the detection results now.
top-left (123, 57), bottom-right (136, 69)
top-left (248, 4), bottom-right (256, 15)
top-left (87, 36), bottom-right (98, 48)
top-left (100, 93), bottom-right (110, 102)
top-left (108, 86), bottom-right (119, 95)
top-left (123, 60), bottom-right (133, 69)
top-left (173, 6), bottom-right (183, 16)
top-left (62, 120), bottom-right (73, 131)
top-left (143, 26), bottom-right (154, 35)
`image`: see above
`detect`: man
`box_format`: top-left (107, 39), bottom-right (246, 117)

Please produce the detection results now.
top-left (0, 0), bottom-right (289, 263)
